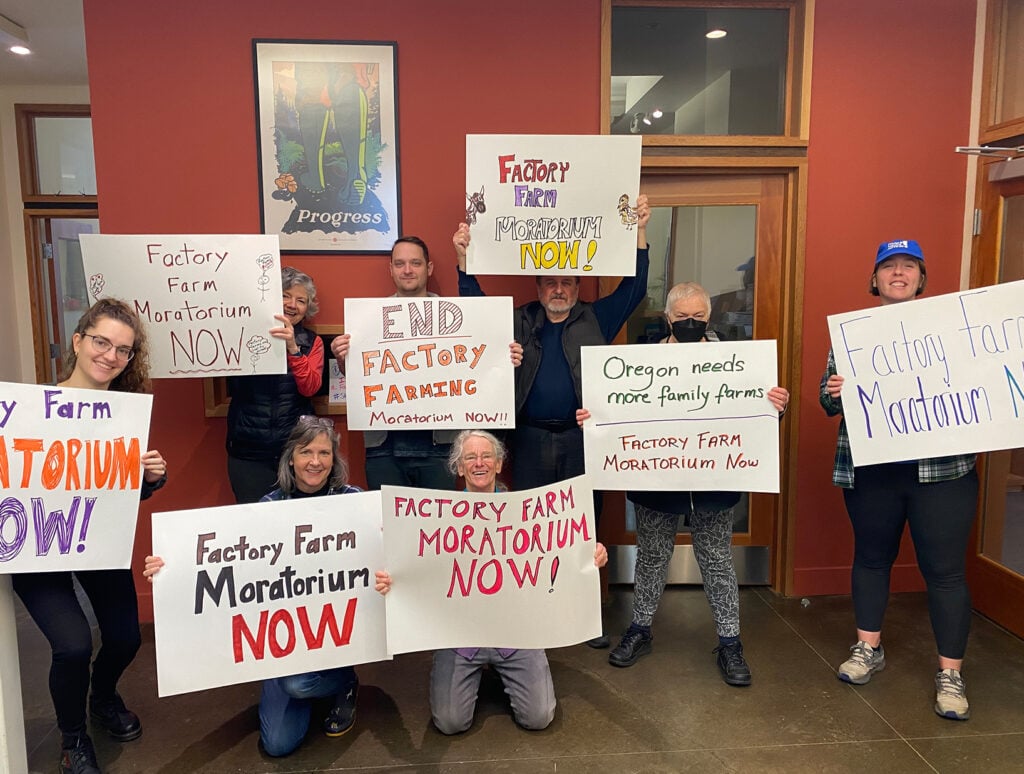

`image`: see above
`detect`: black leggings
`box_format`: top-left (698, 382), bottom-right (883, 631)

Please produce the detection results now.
top-left (13, 569), bottom-right (142, 733)
top-left (842, 463), bottom-right (978, 660)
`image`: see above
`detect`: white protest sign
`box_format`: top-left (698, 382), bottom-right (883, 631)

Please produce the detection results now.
top-left (380, 477), bottom-right (601, 654)
top-left (80, 234), bottom-right (286, 379)
top-left (465, 135), bottom-right (642, 276)
top-left (580, 342), bottom-right (780, 492)
top-left (344, 297), bottom-right (515, 430)
top-left (0, 383), bottom-right (151, 573)
top-left (827, 280), bottom-right (1024, 466)
top-left (151, 492), bottom-right (389, 697)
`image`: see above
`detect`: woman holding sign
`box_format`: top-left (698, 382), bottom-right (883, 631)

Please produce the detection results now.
top-left (820, 240), bottom-right (978, 721)
top-left (146, 415), bottom-right (362, 756)
top-left (225, 267), bottom-right (325, 503)
top-left (577, 282), bottom-right (789, 686)
top-left (375, 429), bottom-right (608, 734)
top-left (14, 298), bottom-right (167, 774)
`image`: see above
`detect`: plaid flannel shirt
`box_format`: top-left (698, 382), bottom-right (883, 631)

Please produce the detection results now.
top-left (819, 349), bottom-right (975, 488)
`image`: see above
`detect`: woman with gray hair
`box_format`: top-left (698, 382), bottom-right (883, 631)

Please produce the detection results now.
top-left (578, 281), bottom-right (789, 686)
top-left (226, 266), bottom-right (325, 502)
top-left (146, 415), bottom-right (362, 757)
top-left (375, 428), bottom-right (608, 734)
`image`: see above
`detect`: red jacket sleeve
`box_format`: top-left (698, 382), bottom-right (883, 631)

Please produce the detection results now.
top-left (289, 335), bottom-right (324, 397)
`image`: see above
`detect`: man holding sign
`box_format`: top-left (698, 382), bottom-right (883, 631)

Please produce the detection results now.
top-left (376, 430), bottom-right (607, 734)
top-left (821, 239), bottom-right (978, 721)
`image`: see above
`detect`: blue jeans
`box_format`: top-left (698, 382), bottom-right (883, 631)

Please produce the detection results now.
top-left (259, 667), bottom-right (357, 757)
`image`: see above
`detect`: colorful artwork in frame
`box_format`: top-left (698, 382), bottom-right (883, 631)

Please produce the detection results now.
top-left (253, 39), bottom-right (401, 253)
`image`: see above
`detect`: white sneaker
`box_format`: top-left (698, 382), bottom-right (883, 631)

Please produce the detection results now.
top-left (837, 641), bottom-right (885, 685)
top-left (934, 668), bottom-right (970, 720)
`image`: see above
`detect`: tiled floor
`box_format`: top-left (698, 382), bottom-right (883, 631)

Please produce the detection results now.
top-left (16, 587), bottom-right (1024, 773)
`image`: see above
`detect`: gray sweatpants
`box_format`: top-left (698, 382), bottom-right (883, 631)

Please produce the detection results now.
top-left (429, 648), bottom-right (555, 734)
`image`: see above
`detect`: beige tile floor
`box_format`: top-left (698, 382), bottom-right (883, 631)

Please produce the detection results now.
top-left (16, 587), bottom-right (1024, 773)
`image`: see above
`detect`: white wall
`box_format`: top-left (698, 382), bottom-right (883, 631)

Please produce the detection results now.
top-left (0, 85), bottom-right (90, 384)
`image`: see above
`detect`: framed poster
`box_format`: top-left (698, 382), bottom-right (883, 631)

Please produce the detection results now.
top-left (253, 39), bottom-right (401, 253)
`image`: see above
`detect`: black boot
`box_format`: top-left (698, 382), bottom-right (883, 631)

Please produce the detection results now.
top-left (59, 730), bottom-right (101, 774)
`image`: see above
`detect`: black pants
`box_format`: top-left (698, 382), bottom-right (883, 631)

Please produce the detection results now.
top-left (227, 454), bottom-right (279, 504)
top-left (13, 569), bottom-right (142, 733)
top-left (512, 425), bottom-right (602, 528)
top-left (842, 463), bottom-right (978, 660)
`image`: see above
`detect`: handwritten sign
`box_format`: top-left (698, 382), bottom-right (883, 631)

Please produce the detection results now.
top-left (151, 492), bottom-right (389, 697)
top-left (0, 382), bottom-right (152, 573)
top-left (580, 342), bottom-right (780, 492)
top-left (827, 280), bottom-right (1024, 465)
top-left (80, 234), bottom-right (286, 379)
top-left (465, 135), bottom-right (641, 276)
top-left (380, 477), bottom-right (602, 654)
top-left (344, 297), bottom-right (515, 430)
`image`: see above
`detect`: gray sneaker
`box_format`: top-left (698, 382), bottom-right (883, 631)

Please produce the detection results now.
top-left (934, 668), bottom-right (970, 720)
top-left (837, 641), bottom-right (885, 685)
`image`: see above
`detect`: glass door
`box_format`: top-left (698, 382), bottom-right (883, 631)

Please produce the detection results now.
top-left (600, 172), bottom-right (789, 585)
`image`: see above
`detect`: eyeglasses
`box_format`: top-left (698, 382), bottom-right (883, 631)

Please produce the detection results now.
top-left (82, 333), bottom-right (135, 361)
top-left (462, 453), bottom-right (496, 464)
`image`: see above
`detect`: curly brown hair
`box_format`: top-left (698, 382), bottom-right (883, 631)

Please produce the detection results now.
top-left (60, 298), bottom-right (153, 394)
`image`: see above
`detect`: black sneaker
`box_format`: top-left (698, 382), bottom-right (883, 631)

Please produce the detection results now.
top-left (323, 680), bottom-right (358, 737)
top-left (714, 640), bottom-right (752, 686)
top-left (585, 634), bottom-right (611, 649)
top-left (89, 692), bottom-right (142, 741)
top-left (59, 732), bottom-right (101, 774)
top-left (608, 628), bottom-right (653, 668)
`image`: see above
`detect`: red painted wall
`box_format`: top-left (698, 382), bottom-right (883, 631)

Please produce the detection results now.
top-left (82, 0), bottom-right (603, 618)
top-left (794, 0), bottom-right (976, 594)
top-left (81, 0), bottom-right (977, 613)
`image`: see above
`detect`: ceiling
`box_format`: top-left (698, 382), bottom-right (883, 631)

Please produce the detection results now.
top-left (0, 0), bottom-right (88, 86)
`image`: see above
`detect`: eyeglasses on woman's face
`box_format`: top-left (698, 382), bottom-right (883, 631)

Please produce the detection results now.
top-left (82, 333), bottom-right (135, 361)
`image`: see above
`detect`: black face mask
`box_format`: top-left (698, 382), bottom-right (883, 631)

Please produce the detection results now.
top-left (671, 318), bottom-right (708, 343)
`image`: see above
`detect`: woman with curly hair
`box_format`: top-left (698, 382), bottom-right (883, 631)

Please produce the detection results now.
top-left (13, 298), bottom-right (168, 774)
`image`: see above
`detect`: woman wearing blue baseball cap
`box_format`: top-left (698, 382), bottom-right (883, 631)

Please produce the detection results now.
top-left (820, 240), bottom-right (978, 721)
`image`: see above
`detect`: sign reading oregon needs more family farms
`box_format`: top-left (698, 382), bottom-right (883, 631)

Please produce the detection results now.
top-left (344, 296), bottom-right (515, 431)
top-left (580, 341), bottom-right (781, 492)
top-left (0, 382), bottom-right (152, 573)
top-left (827, 279), bottom-right (1024, 466)
top-left (80, 234), bottom-right (286, 379)
top-left (150, 492), bottom-right (389, 697)
top-left (379, 477), bottom-right (602, 654)
top-left (464, 135), bottom-right (642, 276)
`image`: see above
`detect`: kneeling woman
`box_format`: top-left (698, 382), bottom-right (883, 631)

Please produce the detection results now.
top-left (376, 429), bottom-right (608, 733)
top-left (146, 416), bottom-right (361, 756)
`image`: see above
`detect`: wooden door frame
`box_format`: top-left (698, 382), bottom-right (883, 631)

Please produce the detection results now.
top-left (966, 156), bottom-right (1024, 637)
top-left (598, 159), bottom-right (807, 592)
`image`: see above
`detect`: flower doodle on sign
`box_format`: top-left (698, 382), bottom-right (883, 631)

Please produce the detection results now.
top-left (246, 334), bottom-right (271, 372)
top-left (88, 273), bottom-right (106, 299)
top-left (617, 194), bottom-right (639, 230)
top-left (256, 254), bottom-right (275, 301)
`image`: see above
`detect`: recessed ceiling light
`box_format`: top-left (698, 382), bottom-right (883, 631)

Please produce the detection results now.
top-left (642, 115), bottom-right (652, 126)
top-left (706, 29), bottom-right (727, 40)
top-left (9, 45), bottom-right (30, 55)
top-left (651, 109), bottom-right (663, 119)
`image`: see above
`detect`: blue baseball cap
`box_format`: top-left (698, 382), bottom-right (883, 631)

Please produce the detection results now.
top-left (875, 239), bottom-right (924, 265)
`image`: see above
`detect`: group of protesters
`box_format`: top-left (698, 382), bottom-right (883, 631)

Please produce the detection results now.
top-left (15, 198), bottom-right (979, 773)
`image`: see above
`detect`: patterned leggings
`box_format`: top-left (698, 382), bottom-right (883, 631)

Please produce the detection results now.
top-left (632, 504), bottom-right (740, 638)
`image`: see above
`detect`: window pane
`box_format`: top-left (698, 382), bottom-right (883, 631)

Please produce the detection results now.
top-left (994, 0), bottom-right (1024, 124)
top-left (610, 6), bottom-right (789, 136)
top-left (33, 117), bottom-right (96, 195)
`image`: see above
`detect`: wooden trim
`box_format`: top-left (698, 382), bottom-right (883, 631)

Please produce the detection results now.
top-left (601, 0), bottom-right (613, 134)
top-left (14, 104), bottom-right (92, 198)
top-left (22, 214), bottom-right (51, 385)
top-left (978, 0), bottom-right (1024, 141)
top-left (641, 135), bottom-right (809, 148)
top-left (203, 324), bottom-right (348, 418)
